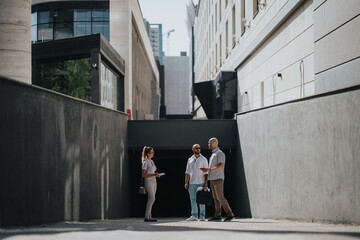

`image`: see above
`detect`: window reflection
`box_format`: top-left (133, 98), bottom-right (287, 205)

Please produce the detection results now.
top-left (92, 22), bottom-right (109, 39)
top-left (92, 10), bottom-right (109, 21)
top-left (74, 9), bottom-right (91, 21)
top-left (101, 62), bottom-right (120, 110)
top-left (54, 10), bottom-right (73, 23)
top-left (40, 58), bottom-right (92, 101)
top-left (32, 6), bottom-right (109, 42)
top-left (74, 22), bottom-right (91, 37)
top-left (54, 22), bottom-right (73, 39)
top-left (31, 12), bottom-right (37, 43)
top-left (38, 11), bottom-right (53, 24)
top-left (38, 23), bottom-right (53, 41)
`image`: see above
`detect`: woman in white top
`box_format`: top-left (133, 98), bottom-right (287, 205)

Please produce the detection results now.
top-left (141, 146), bottom-right (161, 222)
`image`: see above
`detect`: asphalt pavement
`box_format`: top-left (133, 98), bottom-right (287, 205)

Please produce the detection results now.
top-left (1, 218), bottom-right (360, 240)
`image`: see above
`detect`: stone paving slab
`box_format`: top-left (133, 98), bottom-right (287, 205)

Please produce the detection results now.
top-left (1, 218), bottom-right (360, 240)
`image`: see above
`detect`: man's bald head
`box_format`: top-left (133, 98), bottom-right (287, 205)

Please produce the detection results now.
top-left (192, 144), bottom-right (201, 155)
top-left (208, 137), bottom-right (218, 149)
top-left (192, 144), bottom-right (200, 149)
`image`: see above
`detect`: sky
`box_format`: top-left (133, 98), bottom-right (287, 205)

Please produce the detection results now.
top-left (138, 0), bottom-right (197, 57)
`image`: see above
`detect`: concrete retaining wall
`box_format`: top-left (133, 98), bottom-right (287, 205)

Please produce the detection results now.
top-left (0, 77), bottom-right (130, 227)
top-left (236, 88), bottom-right (360, 223)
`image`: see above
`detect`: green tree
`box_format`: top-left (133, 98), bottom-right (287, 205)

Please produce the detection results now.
top-left (41, 58), bottom-right (91, 101)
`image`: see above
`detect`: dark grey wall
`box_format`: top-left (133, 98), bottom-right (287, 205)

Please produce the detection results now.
top-left (0, 77), bottom-right (130, 227)
top-left (128, 119), bottom-right (238, 149)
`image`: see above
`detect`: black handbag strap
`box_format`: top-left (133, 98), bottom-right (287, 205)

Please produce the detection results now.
top-left (140, 166), bottom-right (144, 187)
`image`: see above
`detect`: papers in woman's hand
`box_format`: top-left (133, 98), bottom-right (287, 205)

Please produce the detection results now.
top-left (197, 186), bottom-right (210, 192)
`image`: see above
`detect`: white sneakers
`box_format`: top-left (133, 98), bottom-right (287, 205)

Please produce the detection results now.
top-left (186, 216), bottom-right (206, 221)
top-left (186, 216), bottom-right (199, 221)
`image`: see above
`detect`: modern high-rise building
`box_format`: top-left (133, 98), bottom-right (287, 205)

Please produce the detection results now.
top-left (190, 0), bottom-right (360, 119)
top-left (144, 20), bottom-right (164, 65)
top-left (163, 54), bottom-right (190, 115)
top-left (30, 0), bottom-right (160, 119)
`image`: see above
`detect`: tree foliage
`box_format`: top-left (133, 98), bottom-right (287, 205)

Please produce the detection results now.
top-left (41, 58), bottom-right (91, 101)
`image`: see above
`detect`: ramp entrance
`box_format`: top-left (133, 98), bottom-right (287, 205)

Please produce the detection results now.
top-left (128, 120), bottom-right (239, 218)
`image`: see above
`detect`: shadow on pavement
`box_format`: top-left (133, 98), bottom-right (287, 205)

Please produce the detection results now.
top-left (1, 219), bottom-right (360, 239)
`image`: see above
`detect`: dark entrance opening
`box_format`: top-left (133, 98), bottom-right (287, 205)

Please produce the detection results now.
top-left (127, 120), bottom-right (242, 218)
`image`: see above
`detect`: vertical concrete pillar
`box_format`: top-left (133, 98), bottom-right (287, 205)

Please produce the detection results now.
top-left (0, 0), bottom-right (31, 84)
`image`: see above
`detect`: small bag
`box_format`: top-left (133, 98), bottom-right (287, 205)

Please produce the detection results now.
top-left (196, 189), bottom-right (213, 205)
top-left (139, 170), bottom-right (147, 194)
top-left (138, 186), bottom-right (147, 195)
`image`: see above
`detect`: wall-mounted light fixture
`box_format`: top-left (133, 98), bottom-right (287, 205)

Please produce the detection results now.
top-left (258, 0), bottom-right (266, 10)
top-left (242, 18), bottom-right (250, 30)
top-left (92, 63), bottom-right (98, 69)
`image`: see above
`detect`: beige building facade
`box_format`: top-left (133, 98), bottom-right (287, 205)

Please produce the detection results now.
top-left (110, 0), bottom-right (160, 119)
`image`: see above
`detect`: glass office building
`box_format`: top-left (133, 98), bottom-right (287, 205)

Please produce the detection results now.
top-left (31, 2), bottom-right (109, 43)
top-left (31, 1), bottom-right (125, 111)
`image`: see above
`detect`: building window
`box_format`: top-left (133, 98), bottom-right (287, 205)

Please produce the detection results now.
top-left (219, 34), bottom-right (222, 66)
top-left (54, 10), bottom-right (74, 40)
top-left (212, 51), bottom-right (214, 75)
top-left (219, 0), bottom-right (222, 22)
top-left (40, 58), bottom-right (92, 101)
top-left (232, 5), bottom-right (236, 48)
top-left (212, 15), bottom-right (214, 41)
top-left (31, 4), bottom-right (110, 43)
top-left (31, 12), bottom-right (38, 43)
top-left (225, 21), bottom-right (229, 57)
top-left (261, 81), bottom-right (264, 107)
top-left (215, 43), bottom-right (218, 71)
top-left (37, 11), bottom-right (53, 42)
top-left (253, 0), bottom-right (259, 18)
top-left (215, 3), bottom-right (218, 33)
top-left (241, 0), bottom-right (246, 35)
top-left (74, 9), bottom-right (92, 37)
top-left (209, 25), bottom-right (211, 46)
top-left (101, 62), bottom-right (121, 110)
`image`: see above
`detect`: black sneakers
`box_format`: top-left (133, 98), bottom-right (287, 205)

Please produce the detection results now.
top-left (144, 218), bottom-right (157, 222)
top-left (208, 217), bottom-right (222, 221)
top-left (223, 216), bottom-right (235, 221)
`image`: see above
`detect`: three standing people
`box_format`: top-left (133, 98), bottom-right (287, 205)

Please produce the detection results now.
top-left (141, 137), bottom-right (234, 222)
top-left (184, 144), bottom-right (209, 221)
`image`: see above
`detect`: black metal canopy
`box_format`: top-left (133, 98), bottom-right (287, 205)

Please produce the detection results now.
top-left (193, 71), bottom-right (237, 119)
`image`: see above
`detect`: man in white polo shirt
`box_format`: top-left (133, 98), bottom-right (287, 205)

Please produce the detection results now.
top-left (185, 144), bottom-right (209, 221)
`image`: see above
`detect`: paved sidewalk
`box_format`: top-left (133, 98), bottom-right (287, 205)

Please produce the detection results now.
top-left (1, 218), bottom-right (359, 240)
